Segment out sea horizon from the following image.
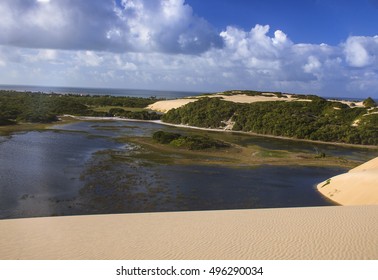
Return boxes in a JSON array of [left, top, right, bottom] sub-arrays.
[[0, 84, 204, 99], [0, 83, 369, 102]]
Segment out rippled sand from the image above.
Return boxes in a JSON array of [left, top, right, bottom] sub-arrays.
[[1, 205, 377, 259]]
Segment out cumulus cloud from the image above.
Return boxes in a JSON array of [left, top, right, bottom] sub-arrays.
[[344, 36, 378, 67], [0, 0, 222, 54], [0, 0, 115, 50], [220, 24, 292, 61], [1, 1, 378, 97], [303, 56, 322, 73]]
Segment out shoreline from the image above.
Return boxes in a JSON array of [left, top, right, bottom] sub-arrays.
[[317, 157, 378, 205], [1, 205, 377, 259], [64, 115, 378, 150]]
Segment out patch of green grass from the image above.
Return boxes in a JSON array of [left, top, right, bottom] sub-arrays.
[[0, 116, 78, 136], [255, 149, 289, 158], [320, 179, 331, 188]]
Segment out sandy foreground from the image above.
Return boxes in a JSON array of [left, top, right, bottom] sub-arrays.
[[1, 205, 377, 260], [317, 157, 378, 205]]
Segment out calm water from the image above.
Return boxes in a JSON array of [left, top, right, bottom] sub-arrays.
[[1, 120, 376, 219]]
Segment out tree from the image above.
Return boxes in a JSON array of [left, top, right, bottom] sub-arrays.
[[363, 97, 376, 108]]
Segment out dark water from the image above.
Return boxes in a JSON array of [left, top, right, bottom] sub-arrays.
[[0, 130, 123, 218], [156, 165, 341, 210], [0, 84, 203, 99], [0, 121, 376, 219], [219, 132, 376, 162]]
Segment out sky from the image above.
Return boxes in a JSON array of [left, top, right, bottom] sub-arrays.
[[0, 0, 378, 98]]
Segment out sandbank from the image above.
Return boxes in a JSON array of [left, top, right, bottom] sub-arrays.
[[1, 205, 377, 260], [317, 157, 378, 205]]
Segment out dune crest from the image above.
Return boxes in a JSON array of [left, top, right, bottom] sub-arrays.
[[317, 157, 378, 205]]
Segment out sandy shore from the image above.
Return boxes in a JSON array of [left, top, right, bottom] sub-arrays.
[[317, 157, 378, 205], [1, 205, 377, 260]]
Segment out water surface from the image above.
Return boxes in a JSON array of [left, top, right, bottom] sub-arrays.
[[0, 120, 376, 219]]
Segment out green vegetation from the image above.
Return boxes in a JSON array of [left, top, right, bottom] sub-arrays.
[[363, 97, 377, 108], [2, 89, 377, 146], [162, 97, 238, 128], [91, 106, 144, 112], [162, 97, 378, 145], [108, 108, 161, 120], [0, 90, 162, 125], [152, 130, 231, 150], [320, 179, 331, 188]]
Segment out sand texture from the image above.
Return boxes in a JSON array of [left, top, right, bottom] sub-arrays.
[[1, 205, 377, 260], [317, 157, 378, 205], [146, 98, 198, 112]]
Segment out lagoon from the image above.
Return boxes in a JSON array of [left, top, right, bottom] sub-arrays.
[[0, 120, 376, 219]]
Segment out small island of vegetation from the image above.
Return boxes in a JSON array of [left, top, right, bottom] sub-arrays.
[[152, 130, 230, 150]]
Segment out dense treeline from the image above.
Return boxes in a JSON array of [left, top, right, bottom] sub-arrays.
[[152, 130, 230, 150], [162, 97, 378, 145], [108, 108, 160, 120], [0, 91, 161, 124], [222, 90, 323, 100], [162, 97, 238, 128]]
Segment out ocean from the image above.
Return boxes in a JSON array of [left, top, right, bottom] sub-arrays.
[[0, 84, 204, 99]]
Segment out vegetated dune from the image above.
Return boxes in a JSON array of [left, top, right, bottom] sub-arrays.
[[146, 93, 310, 113], [147, 92, 368, 113], [317, 157, 378, 205], [1, 205, 377, 260]]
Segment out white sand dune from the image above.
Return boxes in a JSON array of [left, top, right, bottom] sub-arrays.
[[147, 98, 198, 113], [146, 94, 310, 113], [147, 93, 369, 113], [317, 157, 378, 205], [1, 205, 377, 260]]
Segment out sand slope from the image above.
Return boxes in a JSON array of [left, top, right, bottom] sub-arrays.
[[317, 157, 378, 205], [147, 98, 198, 113], [1, 206, 377, 260]]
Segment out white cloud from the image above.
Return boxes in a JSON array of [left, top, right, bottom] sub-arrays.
[[344, 37, 372, 67], [24, 49, 57, 63], [0, 0, 222, 54], [0, 1, 378, 98], [76, 51, 103, 67], [344, 36, 378, 67], [113, 0, 223, 53], [303, 56, 322, 73]]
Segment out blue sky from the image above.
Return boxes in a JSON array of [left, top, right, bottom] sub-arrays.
[[187, 0, 378, 45], [0, 0, 378, 98]]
